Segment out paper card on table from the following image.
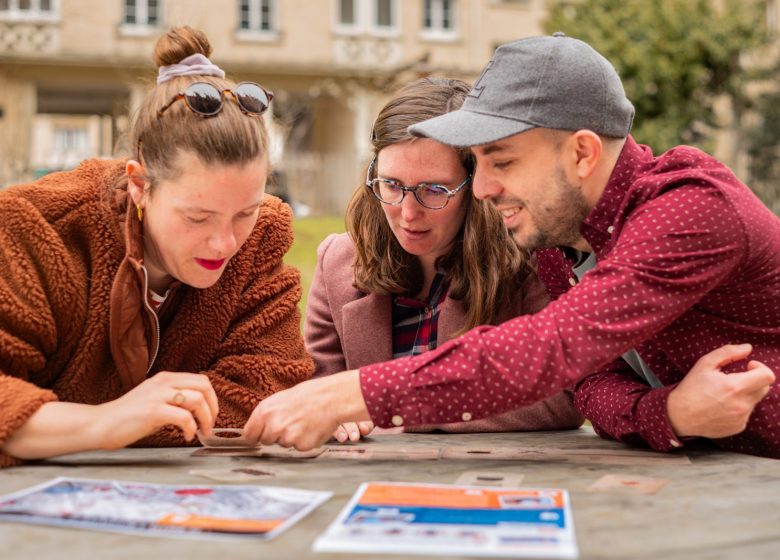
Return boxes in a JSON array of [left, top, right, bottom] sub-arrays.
[[0, 477, 331, 541], [316, 445, 441, 461], [587, 474, 669, 495], [455, 471, 524, 487], [441, 446, 690, 466], [189, 466, 296, 482], [313, 481, 578, 558]]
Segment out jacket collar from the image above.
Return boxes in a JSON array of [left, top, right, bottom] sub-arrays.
[[109, 181, 171, 391]]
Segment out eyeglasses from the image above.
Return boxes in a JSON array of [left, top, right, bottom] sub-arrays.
[[157, 81, 274, 119], [365, 157, 471, 210]]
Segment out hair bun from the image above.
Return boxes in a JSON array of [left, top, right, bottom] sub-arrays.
[[153, 26, 212, 68]]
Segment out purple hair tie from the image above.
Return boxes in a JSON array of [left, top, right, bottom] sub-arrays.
[[157, 53, 225, 85]]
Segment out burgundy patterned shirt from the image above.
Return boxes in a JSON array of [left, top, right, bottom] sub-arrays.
[[359, 136, 780, 458]]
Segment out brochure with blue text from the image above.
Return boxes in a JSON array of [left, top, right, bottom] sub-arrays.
[[314, 481, 577, 558]]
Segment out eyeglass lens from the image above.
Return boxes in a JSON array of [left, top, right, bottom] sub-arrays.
[[373, 181, 451, 208], [234, 82, 271, 114], [184, 83, 223, 115], [184, 83, 271, 116]]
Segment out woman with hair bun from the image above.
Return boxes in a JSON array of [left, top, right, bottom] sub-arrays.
[[0, 26, 312, 466], [303, 78, 582, 443]]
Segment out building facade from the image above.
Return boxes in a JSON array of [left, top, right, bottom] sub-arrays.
[[0, 0, 548, 213]]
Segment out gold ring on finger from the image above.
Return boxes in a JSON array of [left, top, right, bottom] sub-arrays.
[[172, 391, 186, 406]]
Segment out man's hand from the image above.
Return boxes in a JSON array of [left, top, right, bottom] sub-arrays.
[[243, 370, 370, 450], [667, 344, 775, 438], [333, 421, 375, 443]]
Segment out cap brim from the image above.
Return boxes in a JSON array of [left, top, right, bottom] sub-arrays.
[[408, 109, 536, 147]]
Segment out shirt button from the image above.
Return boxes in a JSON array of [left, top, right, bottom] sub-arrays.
[[568, 277, 577, 286], [462, 412, 472, 422], [669, 439, 682, 448], [391, 415, 404, 427], [607, 225, 615, 234]]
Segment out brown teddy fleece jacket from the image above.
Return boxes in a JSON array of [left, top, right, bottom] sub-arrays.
[[0, 159, 313, 467]]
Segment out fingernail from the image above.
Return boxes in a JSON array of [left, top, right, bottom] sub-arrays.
[[351, 431, 358, 439]]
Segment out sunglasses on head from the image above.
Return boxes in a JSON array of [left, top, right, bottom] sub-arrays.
[[157, 81, 274, 119]]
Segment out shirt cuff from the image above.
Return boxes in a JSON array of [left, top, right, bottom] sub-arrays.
[[635, 385, 686, 451]]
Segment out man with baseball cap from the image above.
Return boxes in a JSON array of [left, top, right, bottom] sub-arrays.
[[244, 34, 780, 459]]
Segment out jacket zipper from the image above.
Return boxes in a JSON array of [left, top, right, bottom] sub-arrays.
[[140, 264, 161, 375]]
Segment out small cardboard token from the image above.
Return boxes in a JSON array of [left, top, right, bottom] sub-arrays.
[[587, 474, 669, 495], [260, 445, 325, 459], [316, 445, 441, 461], [455, 470, 524, 487], [196, 428, 258, 448], [191, 447, 265, 458], [189, 466, 295, 482], [191, 444, 324, 459]]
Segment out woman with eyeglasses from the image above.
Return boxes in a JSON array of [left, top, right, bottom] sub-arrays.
[[304, 78, 582, 443], [0, 26, 311, 467]]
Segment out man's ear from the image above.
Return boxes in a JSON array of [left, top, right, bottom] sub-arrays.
[[126, 160, 149, 206], [569, 130, 602, 181]]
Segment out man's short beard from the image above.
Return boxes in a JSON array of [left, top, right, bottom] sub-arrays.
[[514, 165, 590, 250]]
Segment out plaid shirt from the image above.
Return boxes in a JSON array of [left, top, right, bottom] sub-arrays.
[[391, 272, 448, 358]]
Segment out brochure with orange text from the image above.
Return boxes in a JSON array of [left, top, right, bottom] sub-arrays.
[[314, 482, 577, 558]]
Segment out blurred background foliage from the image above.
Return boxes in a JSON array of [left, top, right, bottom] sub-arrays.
[[289, 216, 345, 316], [545, 0, 780, 212]]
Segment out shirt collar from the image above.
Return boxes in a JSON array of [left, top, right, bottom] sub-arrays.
[[580, 135, 652, 253]]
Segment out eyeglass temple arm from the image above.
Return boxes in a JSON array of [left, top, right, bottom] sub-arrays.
[[157, 93, 185, 119]]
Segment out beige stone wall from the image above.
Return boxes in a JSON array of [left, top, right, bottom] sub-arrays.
[[0, 0, 552, 210], [0, 70, 36, 185]]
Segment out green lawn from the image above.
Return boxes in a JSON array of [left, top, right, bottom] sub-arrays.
[[286, 215, 346, 318]]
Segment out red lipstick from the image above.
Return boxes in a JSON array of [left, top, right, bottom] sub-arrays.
[[195, 258, 226, 270]]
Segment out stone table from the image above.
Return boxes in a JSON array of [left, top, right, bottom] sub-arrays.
[[0, 427, 778, 559]]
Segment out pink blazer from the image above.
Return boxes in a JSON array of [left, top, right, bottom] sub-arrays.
[[304, 233, 583, 433]]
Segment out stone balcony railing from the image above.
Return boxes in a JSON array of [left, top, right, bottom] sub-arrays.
[[0, 21, 59, 55]]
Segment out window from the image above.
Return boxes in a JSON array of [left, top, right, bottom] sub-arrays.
[[54, 128, 88, 153], [0, 0, 58, 21], [333, 0, 398, 35], [423, 0, 454, 31], [123, 0, 160, 26], [338, 0, 357, 25], [239, 0, 276, 32], [236, 0, 279, 41], [375, 0, 392, 28], [421, 0, 457, 40]]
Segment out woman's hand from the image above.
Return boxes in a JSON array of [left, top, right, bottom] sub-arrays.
[[332, 421, 375, 443], [94, 372, 219, 449], [2, 372, 219, 460]]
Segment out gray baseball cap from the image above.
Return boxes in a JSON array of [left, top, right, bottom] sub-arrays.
[[409, 33, 635, 147]]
